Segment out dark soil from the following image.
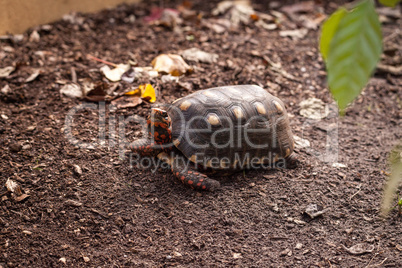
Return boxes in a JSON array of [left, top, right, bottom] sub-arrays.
[[1, 1, 401, 267]]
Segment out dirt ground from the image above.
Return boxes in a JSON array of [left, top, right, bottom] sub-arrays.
[[1, 0, 401, 267]]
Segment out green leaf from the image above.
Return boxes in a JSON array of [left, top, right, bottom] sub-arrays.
[[379, 0, 400, 7], [327, 0, 382, 111], [320, 8, 347, 61]]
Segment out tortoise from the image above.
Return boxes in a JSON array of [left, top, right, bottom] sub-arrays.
[[129, 85, 297, 191]]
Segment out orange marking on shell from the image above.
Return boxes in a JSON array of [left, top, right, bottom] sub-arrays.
[[197, 182, 202, 187], [180, 176, 185, 181], [188, 171, 193, 174], [255, 102, 266, 115], [188, 180, 194, 185], [199, 179, 204, 182], [273, 100, 283, 113], [160, 134, 166, 139], [202, 185, 206, 190], [179, 100, 192, 111], [175, 172, 179, 177]]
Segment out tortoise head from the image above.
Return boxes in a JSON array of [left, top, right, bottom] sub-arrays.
[[147, 108, 172, 144]]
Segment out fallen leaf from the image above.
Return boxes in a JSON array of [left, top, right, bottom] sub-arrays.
[[343, 243, 375, 255], [293, 135, 310, 148], [0, 66, 15, 78], [281, 1, 315, 15], [13, 193, 30, 202], [5, 178, 22, 195], [299, 98, 329, 120], [100, 64, 130, 82], [152, 54, 191, 76], [182, 48, 219, 63], [111, 96, 142, 109], [25, 69, 41, 83], [121, 68, 136, 83], [279, 29, 308, 40], [212, 0, 254, 26], [139, 84, 156, 103], [332, 162, 347, 168], [82, 79, 110, 102], [60, 83, 82, 99], [304, 203, 328, 219]]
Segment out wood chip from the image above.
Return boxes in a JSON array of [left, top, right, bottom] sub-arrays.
[[64, 199, 83, 207]]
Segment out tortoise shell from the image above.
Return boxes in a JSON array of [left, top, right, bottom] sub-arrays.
[[167, 85, 295, 170]]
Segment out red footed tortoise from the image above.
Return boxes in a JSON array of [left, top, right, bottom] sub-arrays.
[[129, 85, 297, 191]]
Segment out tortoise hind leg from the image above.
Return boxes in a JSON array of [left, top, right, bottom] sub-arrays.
[[157, 152, 220, 191], [285, 155, 299, 169]]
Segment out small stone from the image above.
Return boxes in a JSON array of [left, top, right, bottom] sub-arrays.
[[26, 125, 36, 131], [82, 256, 90, 262], [280, 248, 291, 256], [22, 144, 32, 150], [295, 243, 303, 250], [1, 114, 8, 120], [9, 142, 22, 152], [59, 257, 67, 264], [173, 251, 182, 257], [396, 244, 402, 251], [345, 227, 354, 235], [233, 253, 242, 259], [73, 165, 82, 176], [22, 230, 32, 235]]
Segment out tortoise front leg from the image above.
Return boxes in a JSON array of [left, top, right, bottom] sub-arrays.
[[157, 152, 220, 191]]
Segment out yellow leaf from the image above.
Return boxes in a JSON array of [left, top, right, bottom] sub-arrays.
[[139, 84, 156, 103], [124, 88, 141, 96]]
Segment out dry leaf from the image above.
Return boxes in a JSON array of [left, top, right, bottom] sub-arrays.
[[25, 69, 41, 83], [279, 29, 308, 40], [293, 135, 310, 148], [60, 83, 82, 99], [343, 243, 375, 255], [14, 193, 30, 202], [0, 66, 15, 78], [5, 178, 22, 195], [82, 79, 109, 102], [100, 64, 130, 82], [152, 54, 191, 76], [111, 96, 143, 109], [299, 98, 329, 120], [212, 0, 254, 26], [182, 48, 219, 63]]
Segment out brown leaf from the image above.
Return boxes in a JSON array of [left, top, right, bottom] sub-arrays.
[[111, 96, 143, 109], [13, 193, 30, 202]]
